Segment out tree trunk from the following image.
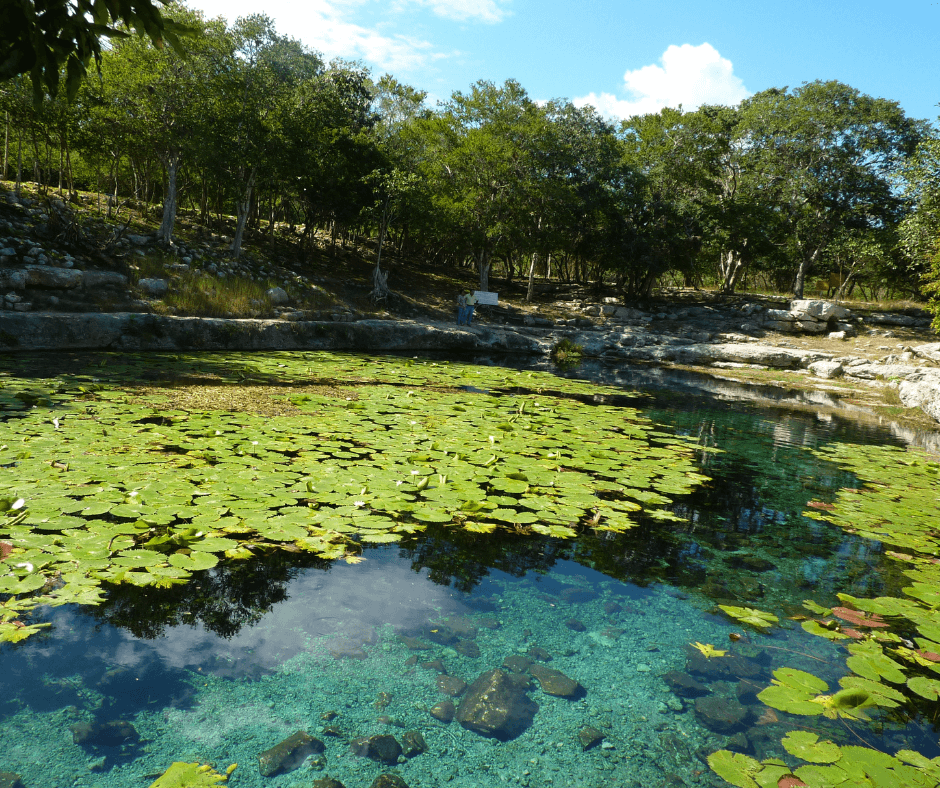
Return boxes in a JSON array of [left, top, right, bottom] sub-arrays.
[[526, 252, 538, 302], [478, 248, 491, 293], [15, 129, 22, 195], [792, 245, 821, 299], [158, 154, 180, 244], [230, 168, 256, 258], [718, 249, 747, 294], [370, 198, 392, 302], [2, 111, 7, 180]]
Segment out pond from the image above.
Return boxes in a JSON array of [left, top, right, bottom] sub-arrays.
[[0, 351, 939, 788]]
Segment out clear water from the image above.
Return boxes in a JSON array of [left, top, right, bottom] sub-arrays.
[[1, 353, 938, 788]]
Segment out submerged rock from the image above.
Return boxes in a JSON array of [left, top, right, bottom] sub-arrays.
[[398, 635, 432, 651], [437, 615, 479, 639], [564, 618, 586, 632], [530, 665, 583, 698], [527, 646, 552, 662], [370, 776, 409, 788], [662, 670, 709, 698], [401, 730, 428, 757], [454, 639, 481, 658], [502, 655, 532, 674], [429, 701, 456, 723], [0, 773, 23, 788], [455, 668, 538, 740], [70, 720, 139, 747], [257, 731, 325, 777], [311, 778, 346, 788], [350, 734, 403, 764], [694, 695, 750, 733], [436, 675, 468, 696], [578, 726, 605, 751]]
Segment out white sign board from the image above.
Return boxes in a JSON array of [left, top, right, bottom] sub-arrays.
[[473, 291, 499, 306]]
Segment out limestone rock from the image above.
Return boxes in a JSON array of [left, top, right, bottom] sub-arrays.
[[429, 700, 456, 723], [662, 670, 708, 698], [455, 668, 538, 740], [789, 299, 851, 322], [0, 773, 23, 788], [436, 675, 468, 696], [70, 720, 139, 747], [83, 270, 129, 289], [529, 664, 582, 698], [127, 234, 151, 246], [312, 779, 346, 788], [502, 655, 532, 674], [349, 734, 402, 764], [564, 618, 586, 632], [455, 639, 480, 658], [266, 286, 290, 305], [764, 309, 796, 323], [808, 360, 844, 379], [578, 726, 605, 751], [0, 269, 26, 290], [257, 731, 325, 777], [138, 278, 168, 298], [370, 776, 409, 788], [694, 695, 750, 733], [912, 343, 940, 364], [898, 372, 940, 423], [401, 730, 428, 757], [25, 264, 83, 289]]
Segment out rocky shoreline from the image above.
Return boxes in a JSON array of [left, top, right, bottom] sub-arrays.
[[2, 305, 939, 427]]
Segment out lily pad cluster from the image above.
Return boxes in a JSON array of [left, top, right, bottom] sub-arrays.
[[709, 442, 940, 788], [0, 352, 710, 643], [708, 738, 940, 788]]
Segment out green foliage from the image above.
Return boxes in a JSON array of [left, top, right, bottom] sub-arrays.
[[0, 0, 189, 105], [549, 337, 583, 367], [0, 352, 708, 642]]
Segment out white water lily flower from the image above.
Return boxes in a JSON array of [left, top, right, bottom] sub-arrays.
[[15, 562, 34, 572], [353, 500, 366, 507]]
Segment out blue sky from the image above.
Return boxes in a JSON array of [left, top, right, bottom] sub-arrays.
[[188, 0, 940, 123]]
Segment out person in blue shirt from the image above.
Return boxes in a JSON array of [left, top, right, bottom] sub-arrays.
[[456, 291, 467, 325]]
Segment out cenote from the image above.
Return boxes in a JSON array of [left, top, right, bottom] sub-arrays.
[[1, 350, 939, 788]]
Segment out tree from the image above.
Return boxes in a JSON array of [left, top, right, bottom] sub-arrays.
[[739, 81, 924, 298], [0, 0, 188, 105], [901, 133, 940, 327]]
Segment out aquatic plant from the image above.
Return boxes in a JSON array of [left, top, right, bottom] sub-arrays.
[[148, 761, 236, 787], [709, 442, 940, 788], [549, 337, 583, 367], [0, 351, 711, 642], [718, 604, 779, 631]]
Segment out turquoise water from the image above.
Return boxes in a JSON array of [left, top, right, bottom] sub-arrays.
[[1, 353, 938, 787]]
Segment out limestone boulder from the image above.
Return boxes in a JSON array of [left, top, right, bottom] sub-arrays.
[[808, 360, 844, 379], [83, 270, 129, 289], [912, 343, 940, 364], [0, 269, 26, 290], [789, 299, 851, 322], [455, 668, 538, 740], [266, 286, 290, 305], [898, 372, 940, 423], [349, 734, 402, 764], [529, 664, 582, 698], [138, 278, 169, 297], [70, 720, 139, 747], [694, 695, 750, 733], [25, 264, 83, 289], [257, 731, 325, 777]]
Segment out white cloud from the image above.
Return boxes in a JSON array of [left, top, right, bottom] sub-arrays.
[[574, 43, 750, 121], [399, 0, 511, 23], [191, 0, 452, 74]]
